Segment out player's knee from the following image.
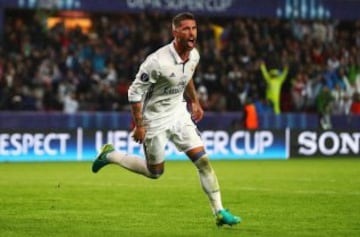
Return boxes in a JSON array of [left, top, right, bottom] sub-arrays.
[[194, 155, 212, 173], [147, 163, 164, 179]]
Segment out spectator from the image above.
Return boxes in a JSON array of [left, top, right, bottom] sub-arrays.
[[331, 83, 351, 115], [260, 61, 289, 114], [291, 72, 307, 111], [0, 11, 359, 116], [254, 97, 274, 115], [197, 85, 209, 111], [63, 91, 79, 114], [316, 85, 334, 129], [243, 98, 259, 130], [350, 92, 360, 114]]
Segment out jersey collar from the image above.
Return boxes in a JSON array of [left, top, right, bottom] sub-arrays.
[[169, 41, 190, 64]]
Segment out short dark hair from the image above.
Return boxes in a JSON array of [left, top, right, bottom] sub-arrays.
[[172, 12, 195, 29]]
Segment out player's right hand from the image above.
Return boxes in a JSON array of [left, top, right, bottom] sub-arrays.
[[132, 126, 146, 144]]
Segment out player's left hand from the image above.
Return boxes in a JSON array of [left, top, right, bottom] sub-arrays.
[[132, 126, 146, 144], [191, 102, 204, 123]]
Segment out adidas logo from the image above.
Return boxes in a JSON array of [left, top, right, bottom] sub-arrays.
[[169, 72, 176, 78]]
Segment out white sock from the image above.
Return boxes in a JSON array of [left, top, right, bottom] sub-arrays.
[[106, 151, 152, 177], [194, 156, 224, 214]]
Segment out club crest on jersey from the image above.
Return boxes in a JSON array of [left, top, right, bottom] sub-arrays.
[[140, 73, 149, 82]]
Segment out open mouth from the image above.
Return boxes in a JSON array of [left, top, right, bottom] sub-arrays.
[[188, 38, 196, 46]]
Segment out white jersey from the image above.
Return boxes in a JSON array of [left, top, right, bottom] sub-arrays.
[[128, 42, 200, 135]]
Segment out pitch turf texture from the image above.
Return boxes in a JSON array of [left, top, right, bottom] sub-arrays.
[[1, 158, 359, 237]]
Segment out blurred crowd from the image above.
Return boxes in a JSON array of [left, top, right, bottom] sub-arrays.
[[1, 10, 360, 117]]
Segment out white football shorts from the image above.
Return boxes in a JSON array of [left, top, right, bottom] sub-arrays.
[[143, 116, 204, 165]]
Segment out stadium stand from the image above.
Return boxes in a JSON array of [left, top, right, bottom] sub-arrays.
[[0, 10, 359, 123]]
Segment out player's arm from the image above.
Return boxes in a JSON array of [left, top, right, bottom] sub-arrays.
[[186, 78, 204, 122], [130, 102, 144, 127], [279, 64, 289, 82], [260, 62, 270, 82], [128, 82, 148, 144], [128, 57, 158, 143], [129, 102, 146, 143]]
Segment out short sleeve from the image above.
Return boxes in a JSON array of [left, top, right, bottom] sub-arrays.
[[128, 55, 160, 103], [135, 56, 160, 84]]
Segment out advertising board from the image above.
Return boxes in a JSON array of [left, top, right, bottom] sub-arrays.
[[0, 128, 288, 162], [291, 130, 360, 157]]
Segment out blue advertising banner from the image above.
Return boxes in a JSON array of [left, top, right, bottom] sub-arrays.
[[0, 111, 321, 130], [0, 128, 288, 162]]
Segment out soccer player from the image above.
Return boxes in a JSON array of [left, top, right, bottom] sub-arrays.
[[92, 12, 241, 226]]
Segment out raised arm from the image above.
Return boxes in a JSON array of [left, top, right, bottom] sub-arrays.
[[260, 62, 271, 82], [279, 64, 289, 83]]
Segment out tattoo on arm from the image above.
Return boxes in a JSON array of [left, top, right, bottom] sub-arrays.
[[131, 102, 144, 127]]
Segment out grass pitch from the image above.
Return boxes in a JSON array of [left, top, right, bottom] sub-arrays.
[[0, 158, 359, 237]]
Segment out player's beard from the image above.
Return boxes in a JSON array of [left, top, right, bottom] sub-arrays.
[[181, 37, 196, 50]]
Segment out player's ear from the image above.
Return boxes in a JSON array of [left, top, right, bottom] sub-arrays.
[[172, 28, 178, 38]]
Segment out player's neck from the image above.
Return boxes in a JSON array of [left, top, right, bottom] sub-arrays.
[[173, 41, 190, 62]]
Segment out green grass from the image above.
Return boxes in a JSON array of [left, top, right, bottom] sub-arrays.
[[0, 158, 360, 237]]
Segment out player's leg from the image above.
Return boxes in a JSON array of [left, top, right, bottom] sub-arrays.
[[92, 133, 167, 179], [91, 143, 152, 177], [172, 119, 241, 226], [186, 146, 223, 213], [186, 147, 241, 226], [141, 135, 167, 179]]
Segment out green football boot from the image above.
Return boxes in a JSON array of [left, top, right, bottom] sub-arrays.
[[92, 144, 115, 173], [216, 209, 241, 226]]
